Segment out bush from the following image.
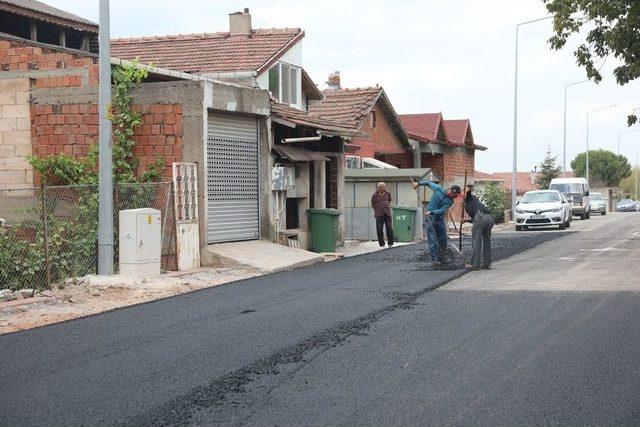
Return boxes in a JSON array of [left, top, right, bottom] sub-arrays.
[[478, 183, 507, 223]]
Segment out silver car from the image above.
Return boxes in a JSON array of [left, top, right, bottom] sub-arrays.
[[515, 190, 571, 231], [589, 192, 607, 215]]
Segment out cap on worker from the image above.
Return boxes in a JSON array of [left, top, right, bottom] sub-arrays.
[[450, 185, 462, 195]]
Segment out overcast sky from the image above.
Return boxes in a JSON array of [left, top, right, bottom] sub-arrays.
[[48, 0, 640, 173]]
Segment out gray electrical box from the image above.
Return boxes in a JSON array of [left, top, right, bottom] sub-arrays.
[[119, 208, 161, 278], [271, 166, 295, 191]]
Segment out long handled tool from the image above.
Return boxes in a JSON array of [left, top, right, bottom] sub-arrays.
[[459, 170, 468, 253]]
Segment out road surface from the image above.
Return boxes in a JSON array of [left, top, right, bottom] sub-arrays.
[[1, 213, 639, 425]]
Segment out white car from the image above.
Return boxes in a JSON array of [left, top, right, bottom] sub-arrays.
[[515, 190, 571, 231]]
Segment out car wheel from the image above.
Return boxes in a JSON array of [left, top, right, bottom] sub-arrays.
[[586, 212, 591, 219], [602, 211, 606, 216], [566, 219, 571, 228], [515, 225, 522, 231], [559, 222, 566, 230], [580, 213, 586, 220]]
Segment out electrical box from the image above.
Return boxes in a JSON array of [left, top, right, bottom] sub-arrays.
[[271, 166, 295, 191], [119, 208, 161, 278]]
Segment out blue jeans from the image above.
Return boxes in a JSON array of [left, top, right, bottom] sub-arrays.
[[425, 215, 447, 262]]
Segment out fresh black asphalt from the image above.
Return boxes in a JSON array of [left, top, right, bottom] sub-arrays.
[[3, 230, 634, 425]]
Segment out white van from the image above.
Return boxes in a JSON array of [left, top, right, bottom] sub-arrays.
[[549, 177, 591, 219]]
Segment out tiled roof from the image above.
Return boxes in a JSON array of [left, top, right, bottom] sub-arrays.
[[474, 171, 504, 181], [399, 113, 445, 143], [111, 28, 303, 74], [442, 119, 469, 145], [491, 172, 540, 194], [0, 0, 97, 29], [308, 87, 383, 127], [270, 101, 363, 136]]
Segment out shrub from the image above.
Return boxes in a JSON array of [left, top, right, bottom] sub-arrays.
[[478, 183, 507, 224]]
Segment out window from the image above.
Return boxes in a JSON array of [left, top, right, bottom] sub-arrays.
[[346, 156, 362, 169], [370, 111, 377, 128], [267, 62, 300, 107]]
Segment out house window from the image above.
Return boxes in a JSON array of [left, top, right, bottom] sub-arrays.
[[346, 156, 362, 169], [370, 111, 377, 128], [268, 62, 300, 106]]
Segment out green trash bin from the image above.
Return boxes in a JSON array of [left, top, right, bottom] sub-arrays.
[[307, 208, 341, 253], [392, 205, 417, 242]]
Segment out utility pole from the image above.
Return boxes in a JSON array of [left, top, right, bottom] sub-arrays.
[[512, 16, 552, 218], [98, 0, 113, 275], [562, 80, 589, 177]]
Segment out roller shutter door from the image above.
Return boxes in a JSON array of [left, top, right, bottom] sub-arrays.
[[207, 112, 259, 243]]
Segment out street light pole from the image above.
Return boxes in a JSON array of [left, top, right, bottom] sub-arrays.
[[563, 80, 589, 177], [618, 129, 640, 156], [585, 104, 617, 186], [512, 16, 552, 218], [98, 0, 113, 275]]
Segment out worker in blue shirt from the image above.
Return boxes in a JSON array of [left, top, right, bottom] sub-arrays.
[[412, 179, 462, 265]]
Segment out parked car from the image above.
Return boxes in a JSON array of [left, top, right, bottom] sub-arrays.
[[616, 199, 637, 212], [515, 190, 571, 231], [549, 177, 591, 220], [589, 192, 607, 215]]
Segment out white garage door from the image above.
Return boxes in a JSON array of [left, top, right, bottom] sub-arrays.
[[207, 112, 259, 243]]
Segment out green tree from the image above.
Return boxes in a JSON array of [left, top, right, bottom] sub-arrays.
[[543, 0, 640, 125], [618, 166, 639, 197], [570, 149, 631, 186], [478, 182, 507, 224], [535, 145, 562, 189]]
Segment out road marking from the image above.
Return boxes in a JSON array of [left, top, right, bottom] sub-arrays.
[[580, 247, 630, 252], [558, 257, 640, 261]]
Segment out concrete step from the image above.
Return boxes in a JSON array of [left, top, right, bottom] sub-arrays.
[[201, 240, 325, 274]]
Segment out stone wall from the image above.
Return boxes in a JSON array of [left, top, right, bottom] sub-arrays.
[[0, 78, 32, 189]]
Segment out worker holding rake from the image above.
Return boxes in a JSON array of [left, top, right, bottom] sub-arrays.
[[412, 178, 462, 267]]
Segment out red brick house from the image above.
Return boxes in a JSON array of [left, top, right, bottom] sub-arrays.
[[399, 113, 486, 183], [307, 82, 413, 169]]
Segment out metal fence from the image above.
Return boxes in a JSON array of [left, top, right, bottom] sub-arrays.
[[0, 183, 176, 290]]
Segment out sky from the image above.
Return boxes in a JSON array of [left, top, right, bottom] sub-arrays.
[[46, 0, 640, 173]]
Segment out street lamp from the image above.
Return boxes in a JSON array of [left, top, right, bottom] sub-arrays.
[[618, 129, 640, 156], [512, 16, 553, 218], [586, 104, 617, 185], [563, 80, 589, 177]]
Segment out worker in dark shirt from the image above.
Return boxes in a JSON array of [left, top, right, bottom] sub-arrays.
[[412, 179, 461, 265], [371, 182, 394, 247], [462, 185, 494, 270]]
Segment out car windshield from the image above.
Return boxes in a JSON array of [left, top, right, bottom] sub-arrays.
[[591, 193, 603, 201], [618, 199, 633, 205], [549, 183, 583, 194], [521, 192, 560, 203]]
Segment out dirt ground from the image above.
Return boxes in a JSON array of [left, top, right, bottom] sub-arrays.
[[0, 267, 260, 335]]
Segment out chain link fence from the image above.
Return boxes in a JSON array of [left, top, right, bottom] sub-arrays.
[[0, 183, 176, 291]]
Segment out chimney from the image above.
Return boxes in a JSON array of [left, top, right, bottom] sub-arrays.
[[531, 165, 537, 184], [229, 8, 252, 34], [326, 71, 341, 89]]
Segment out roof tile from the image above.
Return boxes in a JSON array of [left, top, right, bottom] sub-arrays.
[[307, 87, 382, 127], [111, 28, 303, 74]]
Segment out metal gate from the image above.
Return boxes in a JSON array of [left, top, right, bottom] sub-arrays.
[[207, 112, 259, 243]]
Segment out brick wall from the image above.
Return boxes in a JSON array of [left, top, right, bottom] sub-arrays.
[[0, 78, 32, 189], [443, 148, 474, 182], [375, 152, 413, 169], [421, 153, 445, 180], [30, 102, 184, 181], [351, 103, 410, 163], [0, 38, 98, 88]]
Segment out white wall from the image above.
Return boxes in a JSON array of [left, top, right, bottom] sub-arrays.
[[256, 39, 304, 110]]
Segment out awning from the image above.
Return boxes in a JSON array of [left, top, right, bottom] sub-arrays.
[[273, 145, 329, 162]]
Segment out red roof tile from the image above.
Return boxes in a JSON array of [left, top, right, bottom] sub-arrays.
[[442, 119, 470, 145], [398, 113, 445, 142], [307, 87, 382, 127], [111, 28, 303, 74], [490, 172, 540, 194], [0, 0, 97, 29], [270, 101, 362, 136]]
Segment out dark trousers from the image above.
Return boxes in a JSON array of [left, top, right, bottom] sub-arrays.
[[470, 212, 494, 268], [376, 214, 394, 246]]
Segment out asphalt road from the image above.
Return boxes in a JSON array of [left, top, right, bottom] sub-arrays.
[[1, 213, 639, 425]]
